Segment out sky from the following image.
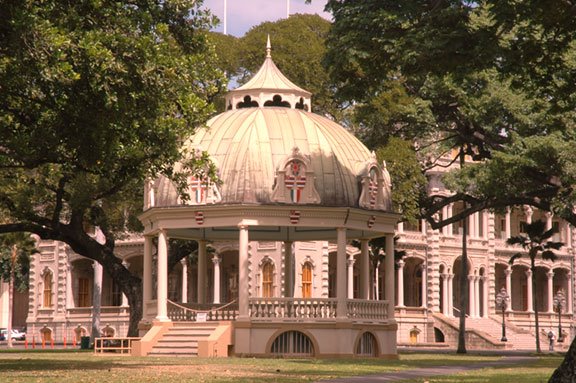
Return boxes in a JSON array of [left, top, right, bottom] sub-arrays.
[[202, 0, 331, 37]]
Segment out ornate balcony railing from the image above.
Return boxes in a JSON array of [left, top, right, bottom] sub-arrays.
[[249, 298, 337, 321], [347, 299, 389, 322]]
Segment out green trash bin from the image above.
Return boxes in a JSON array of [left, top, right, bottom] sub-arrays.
[[80, 336, 91, 349]]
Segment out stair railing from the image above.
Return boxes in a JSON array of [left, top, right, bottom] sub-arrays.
[[167, 300, 238, 321]]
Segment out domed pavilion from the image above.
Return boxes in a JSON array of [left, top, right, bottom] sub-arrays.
[[135, 38, 400, 358]]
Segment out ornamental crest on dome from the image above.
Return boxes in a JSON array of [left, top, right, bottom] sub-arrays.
[[179, 148, 222, 206], [358, 153, 392, 211], [271, 147, 320, 204]]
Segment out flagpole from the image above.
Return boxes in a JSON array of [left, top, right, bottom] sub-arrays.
[[223, 0, 227, 35]]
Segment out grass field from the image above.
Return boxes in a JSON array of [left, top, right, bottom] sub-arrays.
[[0, 350, 562, 382]]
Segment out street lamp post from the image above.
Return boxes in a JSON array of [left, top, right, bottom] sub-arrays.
[[496, 287, 509, 342], [554, 289, 566, 343]]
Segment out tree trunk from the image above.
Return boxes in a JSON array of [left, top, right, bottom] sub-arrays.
[[549, 336, 576, 382]]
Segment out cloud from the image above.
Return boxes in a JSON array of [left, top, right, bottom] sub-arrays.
[[202, 0, 330, 37]]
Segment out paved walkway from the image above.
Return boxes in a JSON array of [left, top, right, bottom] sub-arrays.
[[320, 355, 535, 382]]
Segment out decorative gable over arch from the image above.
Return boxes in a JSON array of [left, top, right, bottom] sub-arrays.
[[358, 153, 392, 211], [271, 147, 320, 204]]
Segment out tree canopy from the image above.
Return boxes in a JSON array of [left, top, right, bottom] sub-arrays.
[[322, 0, 576, 227], [0, 0, 225, 335]]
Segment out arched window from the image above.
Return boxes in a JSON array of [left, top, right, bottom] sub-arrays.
[[78, 277, 91, 307], [262, 262, 274, 298], [271, 331, 314, 356], [356, 332, 378, 357], [302, 262, 313, 298], [43, 272, 53, 308]]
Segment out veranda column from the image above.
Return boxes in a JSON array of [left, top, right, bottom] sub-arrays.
[[397, 222, 404, 233], [347, 255, 355, 299], [474, 276, 480, 317], [336, 227, 348, 319], [212, 255, 221, 304], [385, 234, 395, 320], [197, 240, 207, 304], [482, 276, 489, 318], [525, 205, 533, 224], [505, 266, 512, 311], [121, 261, 130, 307], [505, 208, 512, 240], [156, 229, 169, 321], [442, 206, 449, 235], [397, 259, 405, 307], [441, 273, 449, 315], [238, 224, 249, 319], [447, 204, 454, 236], [420, 264, 427, 308], [360, 239, 370, 299], [447, 274, 454, 316], [545, 212, 553, 231], [526, 269, 534, 312], [143, 236, 153, 306], [181, 258, 188, 304], [567, 272, 573, 314], [547, 271, 554, 313], [66, 264, 74, 309], [284, 241, 293, 298], [468, 275, 476, 318]]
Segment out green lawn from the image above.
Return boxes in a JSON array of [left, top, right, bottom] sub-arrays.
[[0, 351, 562, 382]]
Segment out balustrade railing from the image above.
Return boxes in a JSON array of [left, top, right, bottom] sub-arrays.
[[347, 299, 389, 322], [249, 298, 337, 321], [167, 300, 238, 321]]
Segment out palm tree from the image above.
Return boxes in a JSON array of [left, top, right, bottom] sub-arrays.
[[507, 219, 563, 353], [0, 233, 37, 348]]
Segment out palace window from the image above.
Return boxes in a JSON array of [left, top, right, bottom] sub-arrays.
[[78, 277, 91, 307], [302, 262, 313, 298], [43, 272, 53, 308], [271, 331, 314, 356], [262, 262, 274, 298]]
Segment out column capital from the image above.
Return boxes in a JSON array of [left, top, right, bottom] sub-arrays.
[[547, 271, 554, 279], [212, 255, 221, 265], [397, 259, 405, 268], [504, 268, 512, 276], [525, 269, 533, 277], [347, 257, 356, 267]]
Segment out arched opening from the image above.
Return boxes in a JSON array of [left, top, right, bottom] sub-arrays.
[[479, 267, 486, 317], [409, 327, 421, 344], [403, 257, 424, 307], [452, 257, 472, 316], [43, 272, 53, 308], [434, 328, 445, 343], [355, 332, 378, 357], [40, 327, 52, 342], [534, 266, 548, 312], [511, 265, 529, 311], [270, 331, 314, 357]]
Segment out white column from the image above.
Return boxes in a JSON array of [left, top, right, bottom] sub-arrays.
[[567, 272, 573, 314], [469, 214, 477, 238], [66, 264, 74, 309], [397, 259, 405, 307], [238, 224, 249, 319], [121, 261, 130, 307], [197, 240, 207, 304], [360, 239, 370, 299], [336, 227, 347, 319], [143, 236, 153, 307], [448, 274, 454, 316], [447, 204, 454, 236], [505, 207, 512, 239], [482, 211, 488, 238], [442, 274, 449, 315], [284, 241, 293, 298], [385, 235, 395, 320], [525, 206, 533, 224], [468, 275, 475, 318], [546, 212, 553, 231], [420, 264, 427, 308], [482, 277, 489, 318], [181, 258, 188, 304], [156, 229, 169, 321], [212, 255, 221, 304], [442, 206, 449, 236], [526, 270, 533, 312], [547, 271, 554, 313], [397, 222, 404, 233], [347, 255, 355, 299], [505, 266, 512, 312], [474, 276, 480, 317]]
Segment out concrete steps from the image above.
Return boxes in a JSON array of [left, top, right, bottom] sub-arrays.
[[148, 323, 218, 357]]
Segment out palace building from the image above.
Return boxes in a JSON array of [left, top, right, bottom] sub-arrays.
[[10, 40, 574, 355]]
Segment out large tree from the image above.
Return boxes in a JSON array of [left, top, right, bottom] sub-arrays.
[[0, 0, 225, 336]]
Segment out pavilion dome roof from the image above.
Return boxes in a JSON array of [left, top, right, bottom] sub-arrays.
[[151, 38, 392, 212]]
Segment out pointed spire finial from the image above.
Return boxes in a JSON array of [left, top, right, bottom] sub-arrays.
[[266, 34, 271, 58]]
